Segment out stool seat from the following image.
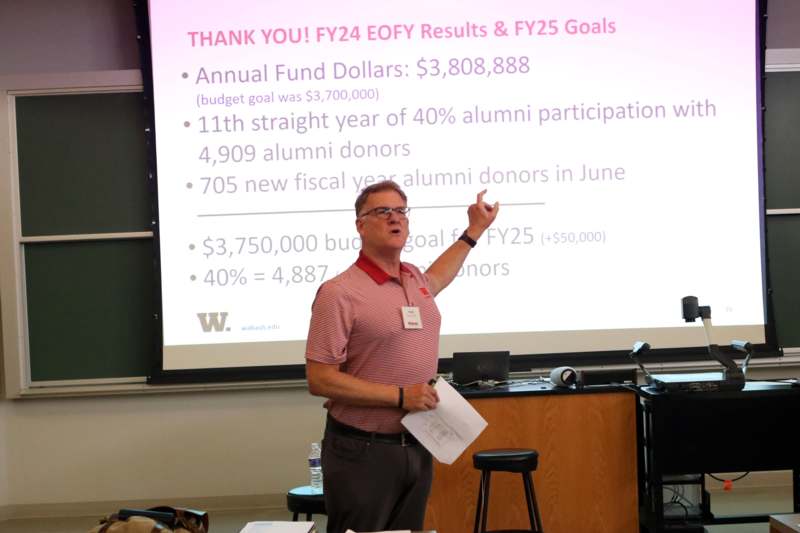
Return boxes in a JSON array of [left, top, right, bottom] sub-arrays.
[[286, 486, 326, 521], [473, 449, 539, 472]]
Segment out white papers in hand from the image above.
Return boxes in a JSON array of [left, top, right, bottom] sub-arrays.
[[401, 377, 487, 464]]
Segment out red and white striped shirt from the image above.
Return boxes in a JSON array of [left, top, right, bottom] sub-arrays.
[[305, 253, 441, 433]]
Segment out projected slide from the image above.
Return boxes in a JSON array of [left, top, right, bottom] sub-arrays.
[[146, 0, 766, 370]]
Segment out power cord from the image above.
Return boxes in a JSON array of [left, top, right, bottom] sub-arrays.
[[708, 472, 749, 483], [662, 485, 694, 522]]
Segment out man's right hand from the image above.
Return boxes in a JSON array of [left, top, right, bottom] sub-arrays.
[[403, 382, 439, 412]]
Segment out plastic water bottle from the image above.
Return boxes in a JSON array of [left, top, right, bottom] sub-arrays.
[[308, 442, 323, 493]]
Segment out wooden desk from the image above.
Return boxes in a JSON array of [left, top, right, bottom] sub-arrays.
[[771, 513, 800, 533], [424, 387, 638, 533]]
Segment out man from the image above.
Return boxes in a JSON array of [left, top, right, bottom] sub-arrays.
[[305, 181, 498, 533]]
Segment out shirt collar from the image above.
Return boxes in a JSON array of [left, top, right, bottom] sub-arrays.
[[356, 251, 410, 284]]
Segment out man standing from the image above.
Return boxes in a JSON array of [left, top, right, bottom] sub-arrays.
[[305, 181, 498, 533]]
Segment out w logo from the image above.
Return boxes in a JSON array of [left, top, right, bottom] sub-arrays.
[[196, 312, 230, 332]]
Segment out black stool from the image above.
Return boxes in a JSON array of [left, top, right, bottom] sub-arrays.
[[473, 449, 544, 533], [286, 486, 326, 521]]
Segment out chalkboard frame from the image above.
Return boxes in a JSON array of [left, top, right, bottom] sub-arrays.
[[0, 71, 159, 398]]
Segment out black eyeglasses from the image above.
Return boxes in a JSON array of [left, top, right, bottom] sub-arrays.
[[358, 206, 411, 219]]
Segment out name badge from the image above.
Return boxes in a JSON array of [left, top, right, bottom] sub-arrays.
[[401, 306, 423, 329]]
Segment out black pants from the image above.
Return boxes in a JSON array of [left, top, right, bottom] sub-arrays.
[[321, 421, 433, 533]]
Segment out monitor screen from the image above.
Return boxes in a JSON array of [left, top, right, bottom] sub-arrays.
[[452, 351, 511, 385]]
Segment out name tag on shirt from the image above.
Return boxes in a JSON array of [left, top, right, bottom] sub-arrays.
[[401, 306, 423, 329]]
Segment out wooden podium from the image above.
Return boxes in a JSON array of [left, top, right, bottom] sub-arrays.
[[424, 388, 638, 533]]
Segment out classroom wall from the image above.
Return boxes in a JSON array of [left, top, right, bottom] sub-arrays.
[[0, 404, 8, 517], [0, 321, 8, 514], [0, 0, 139, 75], [3, 390, 327, 506], [0, 0, 798, 517], [768, 0, 800, 49]]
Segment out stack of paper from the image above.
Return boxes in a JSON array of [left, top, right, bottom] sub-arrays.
[[240, 522, 315, 533], [401, 377, 488, 464]]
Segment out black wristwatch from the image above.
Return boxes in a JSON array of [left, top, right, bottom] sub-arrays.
[[459, 231, 477, 248]]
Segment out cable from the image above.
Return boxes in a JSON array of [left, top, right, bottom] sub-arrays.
[[708, 472, 749, 482], [662, 486, 693, 522], [663, 485, 694, 506], [618, 383, 643, 394], [663, 501, 689, 521]]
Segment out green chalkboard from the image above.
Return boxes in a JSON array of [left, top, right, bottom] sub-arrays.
[[767, 215, 800, 349], [25, 239, 156, 381], [764, 72, 800, 209], [15, 91, 156, 382], [16, 93, 151, 236]]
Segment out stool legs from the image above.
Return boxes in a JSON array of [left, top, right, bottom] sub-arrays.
[[522, 471, 543, 533], [473, 470, 543, 533], [474, 470, 492, 533]]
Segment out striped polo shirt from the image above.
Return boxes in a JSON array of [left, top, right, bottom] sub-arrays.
[[305, 252, 441, 433]]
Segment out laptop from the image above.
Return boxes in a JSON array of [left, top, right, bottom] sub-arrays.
[[451, 351, 510, 386]]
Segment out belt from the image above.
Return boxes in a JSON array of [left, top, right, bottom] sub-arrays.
[[326, 415, 419, 446]]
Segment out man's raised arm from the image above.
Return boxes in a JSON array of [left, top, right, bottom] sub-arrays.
[[425, 190, 499, 296]]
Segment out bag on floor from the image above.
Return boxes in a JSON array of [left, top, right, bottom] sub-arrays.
[[89, 506, 209, 533]]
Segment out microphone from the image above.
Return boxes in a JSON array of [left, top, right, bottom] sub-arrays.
[[731, 339, 753, 378], [549, 366, 578, 387], [629, 341, 655, 384], [731, 340, 752, 353], [630, 341, 651, 356]]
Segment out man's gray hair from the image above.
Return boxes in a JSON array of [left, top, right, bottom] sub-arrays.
[[354, 181, 407, 215]]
